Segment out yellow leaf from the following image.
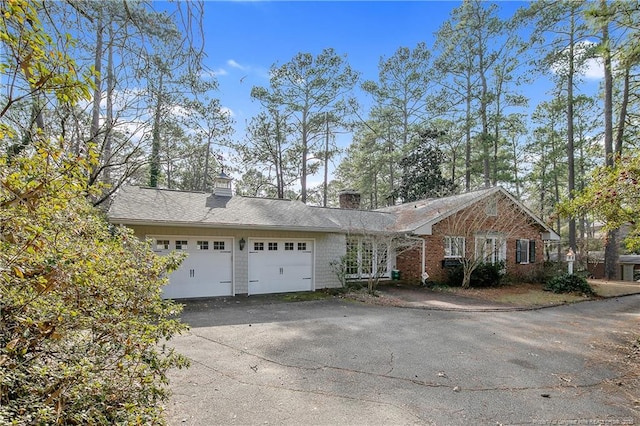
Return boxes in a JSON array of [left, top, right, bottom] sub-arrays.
[[13, 267, 24, 278], [6, 338, 19, 351]]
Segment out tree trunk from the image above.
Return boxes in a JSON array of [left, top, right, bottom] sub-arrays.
[[301, 111, 308, 203], [104, 23, 114, 186], [323, 112, 329, 207], [566, 11, 576, 253], [465, 75, 472, 192], [90, 14, 103, 165], [202, 135, 211, 191], [149, 73, 163, 188], [601, 11, 618, 280]]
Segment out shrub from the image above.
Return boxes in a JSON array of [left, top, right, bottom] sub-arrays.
[[446, 262, 505, 288], [544, 273, 595, 296], [521, 261, 564, 284], [1, 144, 189, 424]]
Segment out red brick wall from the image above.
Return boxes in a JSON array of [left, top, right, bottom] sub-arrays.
[[395, 194, 546, 284]]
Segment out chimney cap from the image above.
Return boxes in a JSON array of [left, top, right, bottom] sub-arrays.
[[338, 189, 360, 195]]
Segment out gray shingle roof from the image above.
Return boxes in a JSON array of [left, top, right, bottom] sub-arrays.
[[108, 186, 341, 231], [376, 187, 499, 233], [108, 185, 558, 239], [312, 206, 396, 234]]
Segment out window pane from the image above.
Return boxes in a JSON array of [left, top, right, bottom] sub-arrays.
[[453, 237, 464, 257], [297, 242, 307, 251], [175, 240, 188, 250], [213, 241, 225, 250], [444, 237, 452, 257], [156, 240, 169, 250], [197, 240, 209, 250], [445, 236, 464, 258], [376, 242, 388, 274], [346, 238, 358, 275], [362, 241, 373, 274], [285, 242, 294, 251], [529, 240, 536, 263], [254, 242, 264, 251]]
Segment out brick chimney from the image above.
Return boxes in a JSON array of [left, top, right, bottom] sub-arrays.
[[338, 190, 361, 209]]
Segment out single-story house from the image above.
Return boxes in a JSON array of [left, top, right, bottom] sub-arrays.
[[107, 173, 560, 298]]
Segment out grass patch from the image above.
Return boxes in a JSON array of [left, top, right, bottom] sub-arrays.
[[490, 289, 586, 306], [279, 290, 337, 302], [589, 280, 640, 297], [440, 283, 589, 307]]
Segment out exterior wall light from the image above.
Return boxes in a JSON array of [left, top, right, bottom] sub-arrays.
[[239, 238, 246, 251]]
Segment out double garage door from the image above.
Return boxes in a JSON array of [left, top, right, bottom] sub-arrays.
[[153, 236, 233, 299], [248, 239, 313, 295], [152, 236, 314, 298]]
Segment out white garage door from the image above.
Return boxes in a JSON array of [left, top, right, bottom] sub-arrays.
[[248, 239, 313, 295], [152, 237, 233, 299]]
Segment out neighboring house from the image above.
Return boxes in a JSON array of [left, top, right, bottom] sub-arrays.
[[107, 173, 559, 299]]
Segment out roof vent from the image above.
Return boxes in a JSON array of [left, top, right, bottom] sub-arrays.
[[213, 171, 233, 197]]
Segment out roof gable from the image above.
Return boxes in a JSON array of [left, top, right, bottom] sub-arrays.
[[376, 187, 559, 239]]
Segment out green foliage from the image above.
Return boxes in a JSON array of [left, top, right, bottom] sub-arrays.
[[518, 261, 565, 284], [558, 153, 640, 252], [397, 129, 457, 202], [0, 141, 189, 424], [544, 273, 594, 296], [1, 4, 188, 423], [447, 262, 505, 288]]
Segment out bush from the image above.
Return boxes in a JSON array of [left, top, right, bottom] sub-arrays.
[[446, 262, 505, 288], [1, 143, 189, 424], [522, 261, 564, 284], [544, 273, 595, 296]]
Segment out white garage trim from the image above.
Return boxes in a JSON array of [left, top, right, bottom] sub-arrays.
[[149, 235, 235, 299], [248, 238, 315, 295]]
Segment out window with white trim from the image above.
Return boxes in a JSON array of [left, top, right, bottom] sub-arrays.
[[345, 237, 391, 279], [213, 241, 225, 251], [361, 240, 373, 275], [268, 242, 278, 251], [475, 235, 505, 264], [444, 236, 465, 258], [156, 240, 169, 251], [254, 242, 264, 251], [285, 242, 294, 251], [297, 242, 307, 251], [346, 238, 359, 275], [175, 240, 188, 250], [197, 240, 209, 250], [516, 239, 536, 264]]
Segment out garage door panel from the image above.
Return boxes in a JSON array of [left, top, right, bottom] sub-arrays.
[[248, 239, 313, 295], [153, 237, 233, 299]]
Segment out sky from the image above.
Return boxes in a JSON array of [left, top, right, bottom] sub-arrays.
[[201, 1, 523, 129], [185, 1, 602, 185]]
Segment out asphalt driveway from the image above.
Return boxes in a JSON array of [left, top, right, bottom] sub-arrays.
[[165, 294, 640, 425]]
